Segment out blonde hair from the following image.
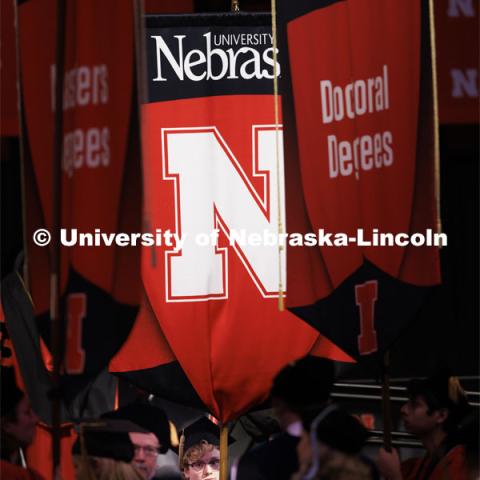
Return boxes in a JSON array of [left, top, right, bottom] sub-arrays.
[[182, 440, 218, 470], [75, 455, 144, 480]]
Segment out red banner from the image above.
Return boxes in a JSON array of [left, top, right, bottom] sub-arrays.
[[0, 304, 21, 380], [287, 1, 424, 284], [18, 0, 139, 401], [278, 0, 441, 359], [128, 14, 351, 422], [26, 424, 76, 480], [145, 0, 194, 14], [0, 0, 18, 137]]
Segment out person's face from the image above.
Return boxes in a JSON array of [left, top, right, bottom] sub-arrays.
[[129, 432, 160, 480], [3, 396, 38, 447], [184, 448, 220, 480], [401, 395, 448, 436]]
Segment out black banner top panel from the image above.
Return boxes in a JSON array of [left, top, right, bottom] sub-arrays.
[[146, 13, 275, 102]]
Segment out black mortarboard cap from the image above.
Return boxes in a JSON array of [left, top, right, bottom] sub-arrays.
[[102, 403, 171, 453], [1, 367, 25, 418], [72, 419, 141, 462], [182, 416, 234, 452], [407, 369, 471, 434], [407, 369, 469, 412]]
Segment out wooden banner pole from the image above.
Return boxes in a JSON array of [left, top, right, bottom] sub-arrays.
[[428, 0, 442, 236], [220, 423, 229, 480], [270, 0, 285, 312], [51, 0, 66, 477]]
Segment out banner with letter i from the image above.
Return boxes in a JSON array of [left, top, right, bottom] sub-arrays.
[[17, 0, 140, 405], [277, 0, 442, 360]]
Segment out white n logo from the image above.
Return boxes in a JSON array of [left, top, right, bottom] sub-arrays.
[[162, 126, 285, 302]]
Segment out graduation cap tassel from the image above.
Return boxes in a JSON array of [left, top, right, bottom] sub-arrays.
[[220, 423, 229, 480], [448, 376, 465, 404]]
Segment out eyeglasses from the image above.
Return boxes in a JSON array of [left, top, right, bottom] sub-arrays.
[[132, 445, 160, 457], [187, 459, 220, 472]]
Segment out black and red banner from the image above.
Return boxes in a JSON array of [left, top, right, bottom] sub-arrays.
[[278, 0, 441, 359], [17, 0, 140, 403], [112, 13, 351, 422]]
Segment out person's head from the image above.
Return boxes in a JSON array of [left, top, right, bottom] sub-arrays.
[[311, 408, 369, 457], [182, 441, 220, 480], [129, 432, 161, 480], [102, 403, 173, 479], [297, 405, 369, 478], [2, 395, 39, 447], [1, 369, 38, 460], [401, 373, 470, 438], [271, 356, 335, 430], [73, 420, 143, 480]]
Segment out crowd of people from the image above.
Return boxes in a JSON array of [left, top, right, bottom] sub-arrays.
[[1, 357, 478, 480]]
